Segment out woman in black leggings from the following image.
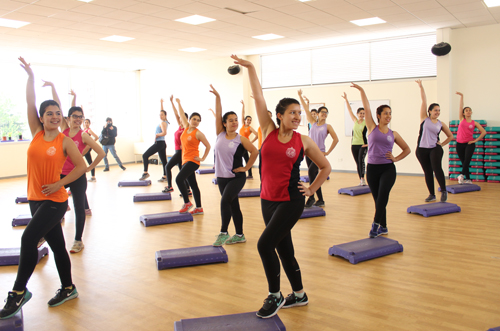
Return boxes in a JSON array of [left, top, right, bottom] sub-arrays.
[[415, 80, 453, 202], [233, 55, 331, 319], [0, 58, 87, 320], [209, 86, 258, 246], [82, 118, 99, 182], [140, 99, 168, 181]]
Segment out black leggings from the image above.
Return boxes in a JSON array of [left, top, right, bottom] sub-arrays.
[[258, 198, 305, 293], [305, 157, 323, 201], [143, 141, 167, 175], [217, 176, 246, 234], [165, 149, 189, 189], [61, 174, 87, 241], [351, 145, 367, 179], [176, 161, 201, 207], [416, 146, 446, 195], [84, 149, 94, 177], [456, 142, 476, 180], [243, 151, 253, 177], [14, 200, 71, 291], [366, 163, 396, 228]]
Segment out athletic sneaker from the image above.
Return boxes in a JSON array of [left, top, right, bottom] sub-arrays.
[[120, 166, 126, 171], [47, 285, 78, 307], [305, 196, 315, 208], [457, 174, 465, 184], [359, 178, 367, 186], [282, 292, 309, 309], [88, 177, 96, 182], [70, 241, 84, 254], [314, 200, 325, 207], [190, 207, 204, 215], [103, 168, 109, 172], [179, 202, 193, 213], [256, 293, 285, 319], [377, 226, 388, 236], [213, 233, 230, 246], [0, 290, 32, 319], [424, 194, 436, 202], [85, 209, 92, 216], [369, 223, 380, 238], [139, 173, 150, 180], [464, 179, 473, 184], [225, 234, 246, 245], [162, 186, 174, 193], [158, 177, 167, 182], [440, 190, 448, 202]]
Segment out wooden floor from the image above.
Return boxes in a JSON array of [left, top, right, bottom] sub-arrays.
[[1, 163, 499, 331]]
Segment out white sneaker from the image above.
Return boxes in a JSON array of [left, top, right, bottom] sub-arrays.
[[70, 241, 84, 254], [457, 174, 464, 184], [464, 179, 473, 184], [360, 178, 367, 186]]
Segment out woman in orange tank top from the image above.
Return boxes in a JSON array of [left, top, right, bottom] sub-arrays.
[[174, 97, 211, 215], [0, 58, 87, 320], [239, 100, 258, 178]]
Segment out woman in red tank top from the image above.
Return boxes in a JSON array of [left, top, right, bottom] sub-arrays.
[[0, 58, 87, 320], [232, 55, 331, 319]]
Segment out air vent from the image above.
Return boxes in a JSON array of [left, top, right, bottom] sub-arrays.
[[224, 7, 255, 15]]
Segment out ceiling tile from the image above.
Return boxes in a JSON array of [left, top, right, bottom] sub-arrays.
[[120, 3, 168, 15], [356, 0, 402, 11], [143, 0, 196, 8], [368, 6, 409, 16], [83, 16, 122, 27], [454, 9, 492, 19], [70, 4, 117, 16], [173, 2, 219, 14], [273, 3, 317, 15], [35, 17, 78, 28], [50, 11, 95, 22], [447, 2, 487, 13], [400, 1, 443, 12], [35, 0, 84, 11], [151, 8, 192, 20], [249, 0, 299, 9], [101, 10, 144, 21], [95, 0, 142, 10], [0, 0, 30, 11], [109, 21, 148, 31], [16, 4, 64, 17]]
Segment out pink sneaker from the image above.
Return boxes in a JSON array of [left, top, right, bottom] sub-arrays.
[[190, 207, 204, 215], [179, 202, 193, 213], [85, 209, 92, 216]]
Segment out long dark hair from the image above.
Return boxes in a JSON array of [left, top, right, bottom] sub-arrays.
[[39, 100, 60, 118], [376, 105, 391, 123], [222, 111, 237, 131], [68, 106, 83, 117], [275, 98, 300, 126], [428, 103, 439, 117]]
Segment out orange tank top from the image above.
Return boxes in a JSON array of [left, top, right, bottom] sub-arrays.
[[27, 131, 68, 202], [181, 128, 200, 165], [258, 127, 262, 150], [239, 126, 251, 139]]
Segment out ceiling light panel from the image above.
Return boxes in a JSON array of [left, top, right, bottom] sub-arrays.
[[175, 15, 216, 25], [252, 33, 284, 40], [350, 17, 386, 26], [100, 35, 135, 42], [0, 18, 30, 28], [484, 0, 500, 7], [179, 47, 206, 52]]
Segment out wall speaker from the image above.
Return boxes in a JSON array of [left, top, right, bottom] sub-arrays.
[[431, 42, 451, 56]]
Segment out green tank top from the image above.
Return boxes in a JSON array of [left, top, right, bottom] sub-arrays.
[[352, 120, 366, 145]]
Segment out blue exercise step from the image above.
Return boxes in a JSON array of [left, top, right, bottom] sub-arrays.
[[300, 206, 325, 219], [15, 195, 28, 204], [338, 185, 371, 196], [156, 245, 228, 270], [174, 311, 285, 331], [140, 212, 193, 227], [238, 188, 260, 197], [438, 184, 481, 194], [118, 180, 151, 187], [0, 309, 23, 330], [133, 192, 171, 202], [407, 202, 461, 217], [196, 168, 215, 174], [328, 237, 403, 264], [0, 246, 48, 266]]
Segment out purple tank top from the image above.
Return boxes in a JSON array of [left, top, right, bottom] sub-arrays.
[[215, 131, 245, 178], [418, 117, 442, 148], [62, 129, 85, 175], [368, 126, 394, 164], [309, 123, 328, 152]]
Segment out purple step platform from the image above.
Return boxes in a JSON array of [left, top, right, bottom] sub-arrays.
[[212, 178, 218, 185], [487, 327, 500, 331], [238, 188, 260, 198], [174, 312, 285, 331], [438, 184, 481, 194], [0, 310, 23, 330], [118, 179, 151, 187], [156, 245, 228, 270], [133, 192, 171, 202], [300, 206, 326, 219], [407, 202, 461, 217], [15, 195, 28, 204], [328, 237, 403, 264], [140, 212, 193, 227], [0, 246, 48, 266], [196, 168, 215, 174], [338, 185, 371, 196], [12, 214, 32, 227]]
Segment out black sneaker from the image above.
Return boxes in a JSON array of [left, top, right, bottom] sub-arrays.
[[424, 194, 436, 202], [0, 289, 32, 319], [103, 168, 109, 172], [305, 197, 315, 208], [440, 191, 447, 202], [314, 200, 325, 207], [120, 166, 126, 171], [162, 186, 174, 193], [47, 285, 78, 307], [256, 293, 284, 319], [139, 173, 150, 181], [282, 292, 309, 309]]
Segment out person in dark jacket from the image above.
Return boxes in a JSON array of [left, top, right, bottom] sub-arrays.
[[101, 117, 126, 171]]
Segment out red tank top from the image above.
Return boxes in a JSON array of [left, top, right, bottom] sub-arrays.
[[174, 126, 184, 150], [62, 129, 85, 175], [260, 129, 304, 201]]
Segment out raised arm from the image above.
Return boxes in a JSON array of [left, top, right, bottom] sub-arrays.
[[416, 79, 427, 122], [325, 124, 339, 156], [241, 100, 245, 128], [209, 85, 224, 135], [42, 80, 68, 131], [297, 89, 315, 125], [176, 98, 189, 129], [19, 57, 42, 137], [350, 83, 376, 133], [456, 92, 464, 121], [342, 92, 357, 122], [160, 98, 164, 111], [231, 55, 274, 139], [69, 89, 76, 107], [169, 95, 182, 126]]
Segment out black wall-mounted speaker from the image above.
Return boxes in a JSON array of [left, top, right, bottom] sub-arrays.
[[228, 65, 240, 75], [431, 42, 452, 56]]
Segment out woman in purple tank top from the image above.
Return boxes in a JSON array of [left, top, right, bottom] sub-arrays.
[[351, 83, 411, 238], [415, 80, 453, 203]]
